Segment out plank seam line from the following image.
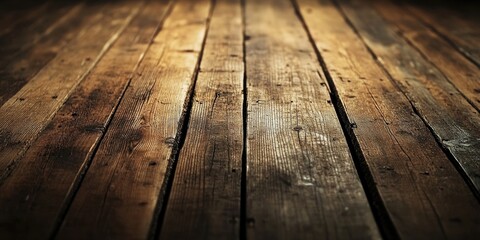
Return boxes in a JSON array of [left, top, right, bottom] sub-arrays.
[[331, 0, 480, 201], [371, 4, 480, 113], [0, 1, 145, 185], [150, 0, 216, 239], [290, 0, 399, 239], [400, 3, 480, 68], [46, 0, 168, 238], [240, 0, 248, 238]]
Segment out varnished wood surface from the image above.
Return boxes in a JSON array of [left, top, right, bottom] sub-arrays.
[[0, 0, 479, 239]]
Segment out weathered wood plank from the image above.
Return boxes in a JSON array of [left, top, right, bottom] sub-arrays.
[[0, 2, 171, 239], [296, 0, 480, 238], [407, 4, 480, 67], [0, 0, 78, 63], [244, 0, 380, 239], [336, 0, 480, 195], [373, 1, 480, 111], [56, 0, 212, 239], [0, 3, 114, 106], [159, 0, 243, 239], [0, 1, 143, 180]]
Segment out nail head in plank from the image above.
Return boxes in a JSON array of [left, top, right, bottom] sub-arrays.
[[245, 0, 380, 239]]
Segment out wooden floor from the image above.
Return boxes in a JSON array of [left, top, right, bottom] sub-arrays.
[[0, 0, 479, 239]]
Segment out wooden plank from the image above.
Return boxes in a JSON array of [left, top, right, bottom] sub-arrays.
[[244, 0, 380, 239], [0, 3, 111, 106], [407, 4, 480, 66], [56, 0, 212, 239], [0, 1, 143, 180], [0, 0, 78, 63], [336, 0, 480, 195], [0, 2, 171, 239], [372, 1, 480, 111], [159, 0, 243, 239], [296, 0, 480, 238]]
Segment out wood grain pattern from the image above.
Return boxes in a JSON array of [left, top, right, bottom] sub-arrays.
[[244, 0, 380, 239], [336, 0, 480, 195], [372, 1, 480, 111], [56, 0, 212, 239], [0, 2, 170, 239], [0, 3, 115, 106], [407, 4, 480, 67], [296, 0, 480, 238], [0, 1, 143, 181], [159, 0, 243, 239]]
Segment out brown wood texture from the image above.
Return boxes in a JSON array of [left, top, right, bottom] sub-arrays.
[[407, 4, 480, 67], [56, 0, 212, 239], [336, 0, 480, 194], [159, 0, 243, 239], [0, 0, 479, 239], [0, 3, 117, 106], [296, 0, 480, 238], [244, 0, 380, 239], [0, 0, 78, 64], [0, 1, 143, 181], [372, 0, 480, 111], [0, 2, 171, 239]]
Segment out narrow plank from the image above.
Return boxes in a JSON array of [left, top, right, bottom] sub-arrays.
[[407, 4, 480, 66], [373, 0, 480, 110], [0, 2, 171, 239], [245, 0, 380, 239], [336, 0, 480, 194], [296, 0, 480, 238], [160, 0, 243, 238], [0, 1, 143, 180], [56, 0, 212, 239], [0, 3, 109, 106]]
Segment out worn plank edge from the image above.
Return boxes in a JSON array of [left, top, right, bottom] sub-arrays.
[[0, 2, 145, 183], [290, 0, 397, 239], [47, 2, 175, 239], [152, 1, 216, 239], [405, 5, 480, 68], [332, 0, 480, 199]]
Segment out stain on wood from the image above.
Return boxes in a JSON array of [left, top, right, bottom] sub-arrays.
[[0, 0, 479, 239], [244, 0, 380, 238]]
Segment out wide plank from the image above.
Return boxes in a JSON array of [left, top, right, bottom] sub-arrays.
[[0, 1, 143, 180], [407, 4, 480, 67], [244, 0, 380, 239], [159, 0, 243, 239], [56, 0, 212, 239], [336, 0, 480, 195], [296, 0, 480, 238], [0, 2, 171, 239], [373, 0, 480, 111]]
